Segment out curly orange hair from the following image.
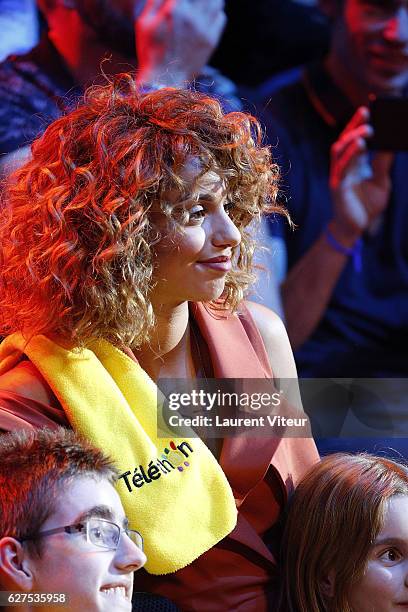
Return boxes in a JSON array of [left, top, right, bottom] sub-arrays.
[[0, 74, 283, 347]]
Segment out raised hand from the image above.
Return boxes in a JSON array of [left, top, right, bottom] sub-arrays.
[[135, 0, 226, 86], [329, 106, 394, 245]]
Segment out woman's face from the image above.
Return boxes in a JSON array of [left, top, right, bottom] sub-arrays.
[[151, 162, 241, 308], [348, 495, 408, 611]]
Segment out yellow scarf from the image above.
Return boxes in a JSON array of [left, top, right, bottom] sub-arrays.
[[0, 333, 237, 574]]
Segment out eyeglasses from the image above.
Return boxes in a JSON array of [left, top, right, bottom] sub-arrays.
[[20, 517, 144, 552]]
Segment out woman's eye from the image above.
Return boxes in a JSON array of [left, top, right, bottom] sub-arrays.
[[379, 548, 402, 563], [188, 207, 206, 222]]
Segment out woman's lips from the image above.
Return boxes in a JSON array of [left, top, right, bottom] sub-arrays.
[[197, 256, 231, 272]]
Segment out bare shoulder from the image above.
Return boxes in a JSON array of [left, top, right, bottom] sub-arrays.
[[245, 301, 298, 380], [245, 301, 286, 342]]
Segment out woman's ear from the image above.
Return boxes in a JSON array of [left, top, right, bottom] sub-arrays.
[[0, 538, 34, 591]]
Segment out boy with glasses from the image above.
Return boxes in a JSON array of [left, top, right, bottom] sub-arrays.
[[0, 428, 146, 611]]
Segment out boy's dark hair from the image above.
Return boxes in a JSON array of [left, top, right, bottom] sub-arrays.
[[0, 428, 118, 557]]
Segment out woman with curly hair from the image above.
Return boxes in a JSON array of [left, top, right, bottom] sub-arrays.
[[0, 75, 318, 611], [280, 453, 408, 612]]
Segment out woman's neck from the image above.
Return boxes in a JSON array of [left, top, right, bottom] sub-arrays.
[[134, 302, 195, 382]]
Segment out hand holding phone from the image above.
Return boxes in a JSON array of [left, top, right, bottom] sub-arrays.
[[329, 106, 393, 239]]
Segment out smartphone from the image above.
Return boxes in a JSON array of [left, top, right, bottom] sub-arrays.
[[369, 97, 408, 151]]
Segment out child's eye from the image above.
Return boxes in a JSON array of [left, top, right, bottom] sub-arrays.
[[379, 548, 402, 563], [90, 527, 103, 540]]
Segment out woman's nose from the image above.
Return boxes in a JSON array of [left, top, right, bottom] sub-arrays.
[[211, 209, 241, 249]]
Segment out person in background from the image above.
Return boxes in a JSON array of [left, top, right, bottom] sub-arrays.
[[0, 0, 39, 61], [0, 0, 239, 174], [258, 0, 408, 452], [261, 0, 408, 376], [0, 78, 318, 611], [211, 0, 329, 89], [280, 452, 408, 612], [0, 427, 146, 612]]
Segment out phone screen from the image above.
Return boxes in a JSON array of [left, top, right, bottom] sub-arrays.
[[369, 97, 408, 151]]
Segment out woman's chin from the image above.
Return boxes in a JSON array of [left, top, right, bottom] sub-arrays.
[[156, 280, 227, 307], [194, 281, 226, 304]]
